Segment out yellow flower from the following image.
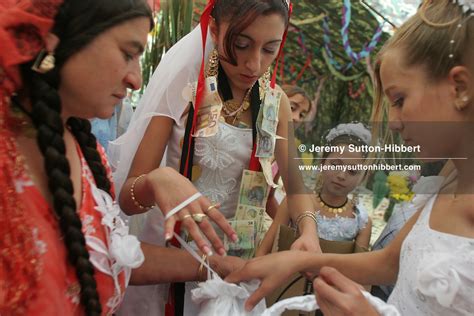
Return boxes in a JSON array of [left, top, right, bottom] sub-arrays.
[[295, 138, 314, 166]]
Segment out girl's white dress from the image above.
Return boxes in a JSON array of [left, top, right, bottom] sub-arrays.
[[388, 192, 474, 315]]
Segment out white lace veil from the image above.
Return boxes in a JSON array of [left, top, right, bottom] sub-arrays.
[[108, 24, 213, 195]]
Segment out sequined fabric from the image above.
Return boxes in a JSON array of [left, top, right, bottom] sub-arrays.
[[0, 1, 63, 314], [0, 125, 41, 315]]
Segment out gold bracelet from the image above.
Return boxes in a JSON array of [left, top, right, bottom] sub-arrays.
[[130, 174, 154, 210], [198, 254, 208, 280], [295, 211, 317, 233]]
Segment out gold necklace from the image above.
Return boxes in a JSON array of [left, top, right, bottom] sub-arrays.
[[222, 87, 252, 125], [317, 193, 348, 215]]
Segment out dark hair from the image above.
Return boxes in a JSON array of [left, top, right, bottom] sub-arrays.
[[20, 1, 152, 315], [212, 0, 289, 65], [281, 84, 312, 109]]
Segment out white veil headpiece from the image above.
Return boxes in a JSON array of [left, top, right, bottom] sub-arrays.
[[108, 24, 213, 194]]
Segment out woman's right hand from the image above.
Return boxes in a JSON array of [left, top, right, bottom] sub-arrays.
[[314, 267, 380, 316], [146, 167, 237, 256], [225, 250, 313, 311]]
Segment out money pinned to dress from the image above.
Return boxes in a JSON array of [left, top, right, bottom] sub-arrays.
[[192, 76, 224, 138], [256, 88, 282, 157], [259, 157, 280, 189], [238, 170, 271, 208]]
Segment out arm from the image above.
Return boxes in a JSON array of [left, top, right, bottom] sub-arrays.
[[226, 208, 422, 311], [119, 115, 236, 255], [255, 197, 290, 257], [274, 86, 321, 252], [265, 169, 280, 219], [355, 217, 372, 251], [119, 116, 173, 214], [130, 242, 245, 284]]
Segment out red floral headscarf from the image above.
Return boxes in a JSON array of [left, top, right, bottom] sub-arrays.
[[0, 1, 63, 314]]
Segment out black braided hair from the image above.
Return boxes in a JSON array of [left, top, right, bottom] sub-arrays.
[[68, 117, 111, 194], [28, 72, 102, 315], [19, 1, 153, 315]]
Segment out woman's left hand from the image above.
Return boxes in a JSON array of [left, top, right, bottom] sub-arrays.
[[313, 267, 380, 316]]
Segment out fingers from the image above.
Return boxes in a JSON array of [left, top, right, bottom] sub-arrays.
[[313, 267, 368, 315], [201, 200, 238, 242], [244, 280, 273, 312], [187, 199, 227, 255], [179, 213, 213, 256], [196, 217, 226, 256], [315, 290, 333, 316], [313, 277, 347, 311], [164, 216, 177, 241], [318, 266, 359, 293]]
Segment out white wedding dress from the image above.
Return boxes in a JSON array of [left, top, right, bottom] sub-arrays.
[[387, 192, 474, 315]]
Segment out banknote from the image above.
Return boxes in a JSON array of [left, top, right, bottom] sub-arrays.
[[261, 90, 281, 134], [255, 127, 276, 158], [224, 220, 255, 252], [234, 204, 266, 233], [193, 76, 223, 138], [259, 157, 279, 188], [238, 170, 270, 208]]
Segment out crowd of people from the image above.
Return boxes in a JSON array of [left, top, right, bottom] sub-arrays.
[[1, 0, 472, 315]]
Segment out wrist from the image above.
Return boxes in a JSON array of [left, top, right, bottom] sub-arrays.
[[296, 213, 318, 234], [130, 174, 154, 211], [293, 250, 315, 272], [196, 253, 210, 281]]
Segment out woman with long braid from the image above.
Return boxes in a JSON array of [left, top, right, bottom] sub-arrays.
[[0, 1, 243, 315]]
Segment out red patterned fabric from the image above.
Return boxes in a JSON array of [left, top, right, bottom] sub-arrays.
[[0, 130, 127, 315], [0, 2, 64, 314], [0, 0, 63, 109]]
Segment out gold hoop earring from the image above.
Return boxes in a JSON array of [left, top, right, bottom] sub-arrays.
[[206, 48, 219, 77], [31, 50, 55, 74]]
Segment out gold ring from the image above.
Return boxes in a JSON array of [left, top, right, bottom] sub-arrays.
[[191, 213, 207, 223], [182, 214, 193, 221], [206, 204, 219, 213]]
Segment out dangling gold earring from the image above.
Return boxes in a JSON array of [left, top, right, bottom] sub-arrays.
[[206, 48, 219, 77], [31, 50, 55, 74], [454, 98, 468, 111]]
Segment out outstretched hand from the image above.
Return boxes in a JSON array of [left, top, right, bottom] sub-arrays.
[[225, 250, 311, 311], [148, 167, 237, 256]]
